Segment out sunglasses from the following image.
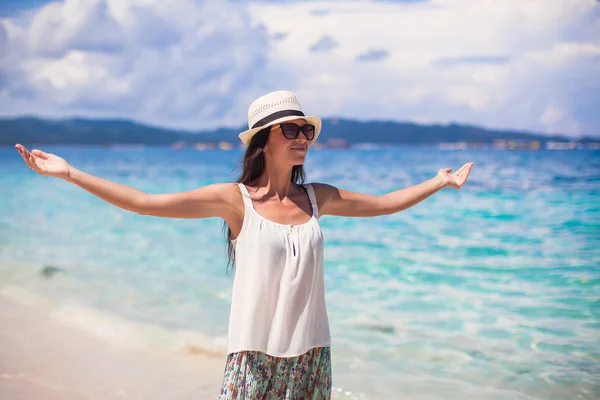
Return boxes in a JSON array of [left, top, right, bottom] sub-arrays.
[[274, 123, 316, 141]]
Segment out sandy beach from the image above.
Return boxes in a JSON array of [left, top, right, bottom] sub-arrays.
[[0, 294, 226, 400]]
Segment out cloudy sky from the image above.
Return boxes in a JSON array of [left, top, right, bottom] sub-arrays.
[[0, 0, 599, 137]]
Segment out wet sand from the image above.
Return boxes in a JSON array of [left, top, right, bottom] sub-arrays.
[[0, 295, 226, 400]]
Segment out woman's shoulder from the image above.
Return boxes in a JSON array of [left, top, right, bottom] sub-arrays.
[[217, 181, 244, 196], [306, 182, 338, 208], [307, 182, 336, 194], [207, 182, 246, 221], [199, 182, 244, 208], [202, 181, 241, 194]]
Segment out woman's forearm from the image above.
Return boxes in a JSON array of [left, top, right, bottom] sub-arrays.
[[65, 167, 147, 213], [382, 176, 445, 214]]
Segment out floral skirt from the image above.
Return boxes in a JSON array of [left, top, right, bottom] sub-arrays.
[[218, 347, 332, 400]]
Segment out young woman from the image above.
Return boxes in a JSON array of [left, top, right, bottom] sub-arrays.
[[14, 90, 473, 399]]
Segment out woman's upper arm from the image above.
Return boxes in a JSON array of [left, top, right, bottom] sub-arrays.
[[312, 183, 388, 217], [137, 182, 239, 219]]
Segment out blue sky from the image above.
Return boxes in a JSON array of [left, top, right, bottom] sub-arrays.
[[1, 0, 599, 137], [0, 0, 48, 16], [0, 0, 428, 17]]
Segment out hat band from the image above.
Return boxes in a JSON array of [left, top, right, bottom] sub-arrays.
[[251, 109, 305, 129]]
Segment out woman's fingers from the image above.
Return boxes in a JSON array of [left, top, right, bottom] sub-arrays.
[[25, 150, 41, 172], [15, 144, 29, 158], [450, 164, 468, 187], [444, 162, 473, 189], [456, 167, 467, 181], [456, 162, 472, 179], [26, 152, 38, 170], [31, 149, 50, 160], [30, 153, 43, 169], [458, 163, 473, 183], [14, 144, 25, 157], [456, 163, 469, 176], [16, 146, 33, 168], [16, 145, 51, 176]]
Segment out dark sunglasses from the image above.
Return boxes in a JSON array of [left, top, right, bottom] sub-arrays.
[[275, 123, 316, 141]]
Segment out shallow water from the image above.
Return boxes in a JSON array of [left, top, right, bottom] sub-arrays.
[[1, 146, 599, 399]]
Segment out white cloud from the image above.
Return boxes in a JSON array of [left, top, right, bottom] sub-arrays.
[[0, 0, 599, 137], [310, 35, 339, 53], [538, 105, 581, 135], [0, 0, 272, 129], [247, 0, 600, 137], [539, 105, 566, 126], [525, 42, 600, 68]]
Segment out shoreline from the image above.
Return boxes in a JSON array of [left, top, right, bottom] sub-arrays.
[[0, 294, 226, 400]]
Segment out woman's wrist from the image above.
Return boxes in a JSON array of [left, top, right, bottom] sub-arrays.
[[433, 174, 447, 190], [64, 165, 75, 182]]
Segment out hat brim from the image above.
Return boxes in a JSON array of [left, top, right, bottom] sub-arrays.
[[238, 116, 322, 146]]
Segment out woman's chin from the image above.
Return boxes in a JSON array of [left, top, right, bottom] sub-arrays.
[[293, 155, 306, 165], [289, 152, 307, 164]]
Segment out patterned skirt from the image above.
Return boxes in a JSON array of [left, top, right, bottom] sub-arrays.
[[218, 346, 332, 400]]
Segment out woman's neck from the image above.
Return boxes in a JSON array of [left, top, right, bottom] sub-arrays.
[[254, 164, 295, 200]]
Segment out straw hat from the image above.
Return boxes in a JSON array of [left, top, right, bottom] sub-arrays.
[[238, 90, 322, 146]]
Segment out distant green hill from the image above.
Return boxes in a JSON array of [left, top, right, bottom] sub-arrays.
[[0, 117, 592, 146]]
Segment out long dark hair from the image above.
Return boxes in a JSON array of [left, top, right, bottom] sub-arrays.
[[224, 126, 306, 275]]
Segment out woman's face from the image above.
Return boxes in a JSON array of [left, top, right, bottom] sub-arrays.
[[265, 118, 312, 166]]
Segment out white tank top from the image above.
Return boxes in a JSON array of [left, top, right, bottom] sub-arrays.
[[227, 183, 331, 357]]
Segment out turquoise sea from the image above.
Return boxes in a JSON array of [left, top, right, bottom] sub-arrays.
[[1, 146, 599, 399]]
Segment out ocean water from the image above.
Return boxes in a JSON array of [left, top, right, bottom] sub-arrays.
[[0, 145, 599, 399]]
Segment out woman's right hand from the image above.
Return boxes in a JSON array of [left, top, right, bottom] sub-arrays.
[[14, 144, 71, 180]]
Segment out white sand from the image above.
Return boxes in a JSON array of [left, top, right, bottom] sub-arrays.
[[0, 295, 226, 400]]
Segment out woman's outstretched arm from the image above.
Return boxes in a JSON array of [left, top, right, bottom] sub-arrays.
[[14, 144, 237, 219], [313, 162, 474, 218]]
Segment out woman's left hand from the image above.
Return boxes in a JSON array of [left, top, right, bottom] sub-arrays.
[[437, 162, 474, 189]]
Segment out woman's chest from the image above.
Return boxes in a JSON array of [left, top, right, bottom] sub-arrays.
[[240, 220, 324, 259]]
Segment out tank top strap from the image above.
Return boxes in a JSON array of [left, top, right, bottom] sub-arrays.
[[237, 183, 253, 208], [303, 183, 319, 219]]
